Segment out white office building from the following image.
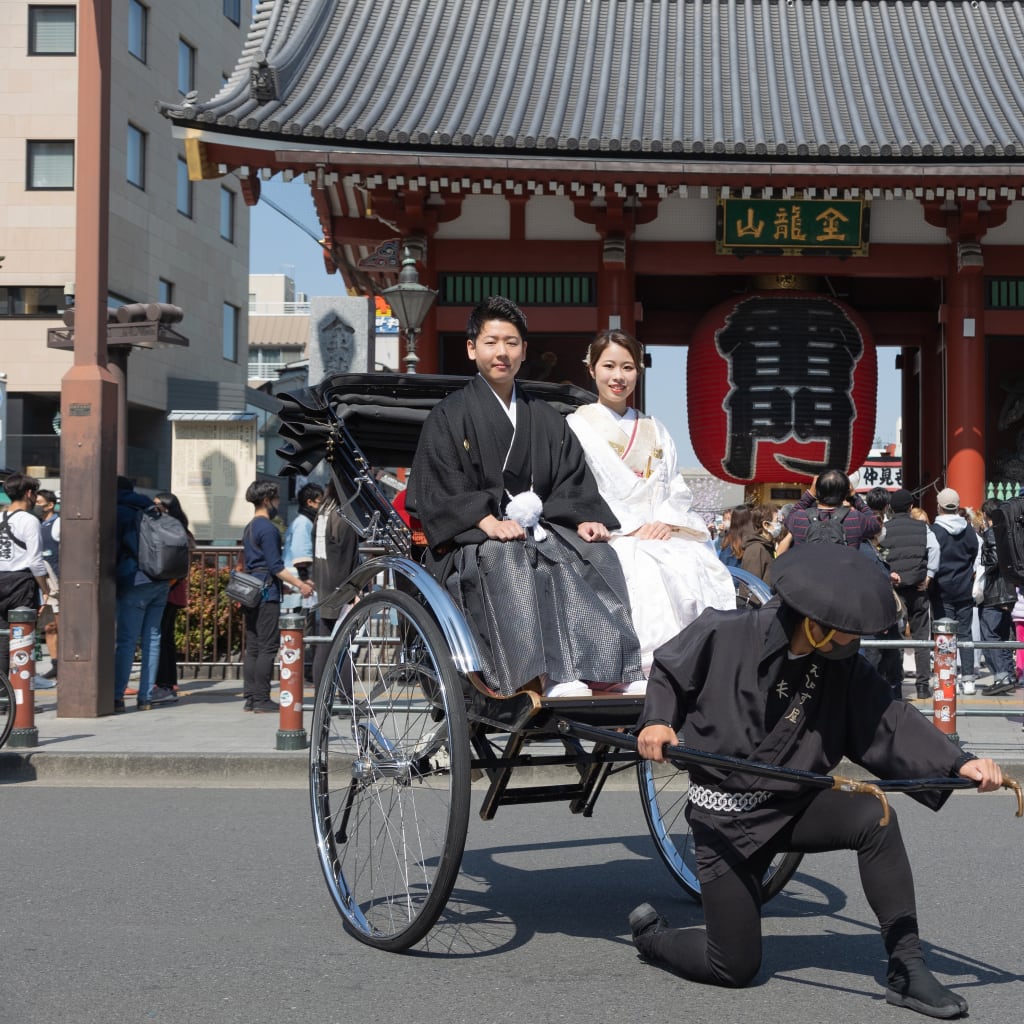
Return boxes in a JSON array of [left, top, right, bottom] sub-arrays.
[[0, 1, 251, 486]]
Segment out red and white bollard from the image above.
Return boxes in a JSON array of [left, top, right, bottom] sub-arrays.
[[277, 612, 308, 750], [931, 617, 959, 743], [8, 606, 39, 748]]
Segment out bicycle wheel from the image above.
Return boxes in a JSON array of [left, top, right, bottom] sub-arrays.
[[0, 672, 15, 749], [639, 758, 803, 903], [310, 589, 471, 951]]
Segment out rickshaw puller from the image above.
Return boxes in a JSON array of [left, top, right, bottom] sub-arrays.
[[631, 543, 1004, 1020]]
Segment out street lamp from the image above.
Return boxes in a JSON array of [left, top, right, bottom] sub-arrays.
[[382, 249, 437, 374]]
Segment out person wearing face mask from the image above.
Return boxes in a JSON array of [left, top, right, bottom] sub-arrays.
[[739, 502, 779, 585], [240, 480, 313, 713], [629, 543, 1005, 1019]]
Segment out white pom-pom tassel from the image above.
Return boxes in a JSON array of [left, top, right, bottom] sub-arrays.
[[505, 489, 547, 541]]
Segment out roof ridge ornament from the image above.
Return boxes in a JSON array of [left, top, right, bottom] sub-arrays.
[[250, 51, 278, 104]]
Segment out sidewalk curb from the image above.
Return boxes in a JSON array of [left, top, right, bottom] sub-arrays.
[[0, 750, 309, 784], [3, 750, 1022, 786]]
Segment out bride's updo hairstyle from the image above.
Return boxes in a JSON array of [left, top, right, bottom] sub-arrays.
[[585, 329, 645, 372]]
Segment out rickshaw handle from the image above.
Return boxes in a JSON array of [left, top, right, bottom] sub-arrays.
[[555, 720, 1023, 822]]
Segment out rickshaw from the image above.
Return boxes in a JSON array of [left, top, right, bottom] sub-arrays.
[[277, 372, 801, 952]]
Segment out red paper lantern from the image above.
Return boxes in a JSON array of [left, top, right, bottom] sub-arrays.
[[687, 292, 877, 485]]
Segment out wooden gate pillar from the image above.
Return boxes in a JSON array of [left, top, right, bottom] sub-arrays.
[[943, 243, 987, 509]]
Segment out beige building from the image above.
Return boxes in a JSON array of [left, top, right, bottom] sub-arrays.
[[247, 273, 308, 384], [0, 0, 251, 486]]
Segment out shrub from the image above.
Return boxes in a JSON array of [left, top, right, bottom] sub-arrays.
[[175, 562, 245, 663]]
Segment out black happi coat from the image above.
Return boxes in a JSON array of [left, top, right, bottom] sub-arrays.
[[642, 599, 967, 880], [408, 373, 617, 548]]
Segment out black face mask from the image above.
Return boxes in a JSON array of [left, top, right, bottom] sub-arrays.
[[817, 636, 861, 661], [266, 503, 279, 520]]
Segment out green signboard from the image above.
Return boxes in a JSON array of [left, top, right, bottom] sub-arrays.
[[717, 198, 868, 255]]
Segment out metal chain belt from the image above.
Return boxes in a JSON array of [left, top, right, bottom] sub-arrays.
[[688, 783, 771, 813]]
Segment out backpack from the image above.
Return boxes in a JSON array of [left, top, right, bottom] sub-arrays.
[[803, 506, 849, 545], [990, 496, 1024, 587], [136, 505, 191, 581]]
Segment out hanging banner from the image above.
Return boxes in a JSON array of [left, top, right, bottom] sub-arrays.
[[687, 292, 877, 485]]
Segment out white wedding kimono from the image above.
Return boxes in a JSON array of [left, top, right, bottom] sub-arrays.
[[567, 403, 737, 673]]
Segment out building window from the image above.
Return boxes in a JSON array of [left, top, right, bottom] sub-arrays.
[[220, 188, 235, 242], [0, 286, 65, 317], [247, 348, 292, 378], [128, 0, 147, 63], [28, 5, 76, 55], [158, 279, 174, 304], [126, 123, 146, 189], [27, 140, 74, 190], [222, 303, 239, 361], [176, 157, 192, 217], [223, 0, 241, 27], [178, 38, 195, 95]]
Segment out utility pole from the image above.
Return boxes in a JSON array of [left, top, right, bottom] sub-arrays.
[[58, 0, 118, 717]]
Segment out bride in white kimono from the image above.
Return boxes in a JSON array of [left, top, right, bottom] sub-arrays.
[[567, 330, 736, 682]]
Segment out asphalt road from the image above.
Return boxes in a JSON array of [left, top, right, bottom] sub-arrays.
[[1, 783, 1021, 1024]]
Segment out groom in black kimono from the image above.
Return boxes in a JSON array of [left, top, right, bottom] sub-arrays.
[[630, 543, 1005, 1019], [407, 295, 643, 697]]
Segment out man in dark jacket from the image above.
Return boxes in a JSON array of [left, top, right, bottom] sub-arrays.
[[886, 489, 941, 699], [629, 543, 1004, 1019], [929, 487, 980, 694], [977, 498, 1018, 695]]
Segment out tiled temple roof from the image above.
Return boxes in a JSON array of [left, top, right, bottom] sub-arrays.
[[161, 0, 1024, 163]]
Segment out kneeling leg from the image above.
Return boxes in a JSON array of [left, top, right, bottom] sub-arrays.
[[634, 853, 768, 987]]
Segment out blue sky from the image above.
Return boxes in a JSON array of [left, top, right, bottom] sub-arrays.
[[250, 178, 903, 467]]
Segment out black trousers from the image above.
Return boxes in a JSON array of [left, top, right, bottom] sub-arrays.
[[638, 790, 920, 987], [155, 603, 181, 688], [978, 604, 1014, 679], [0, 572, 39, 677], [898, 586, 933, 688], [242, 600, 280, 702]]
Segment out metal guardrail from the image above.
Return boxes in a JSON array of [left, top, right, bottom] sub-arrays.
[[862, 635, 1024, 716], [178, 545, 246, 676]]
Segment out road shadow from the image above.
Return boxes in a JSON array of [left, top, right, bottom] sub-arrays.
[[400, 834, 1024, 998]]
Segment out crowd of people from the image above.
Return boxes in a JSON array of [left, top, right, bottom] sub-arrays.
[[706, 472, 1022, 703], [1, 470, 356, 716]]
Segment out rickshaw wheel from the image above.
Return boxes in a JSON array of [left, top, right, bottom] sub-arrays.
[[638, 759, 803, 903], [310, 589, 471, 951], [0, 671, 15, 749]]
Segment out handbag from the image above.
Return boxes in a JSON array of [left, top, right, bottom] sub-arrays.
[[226, 570, 266, 608]]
